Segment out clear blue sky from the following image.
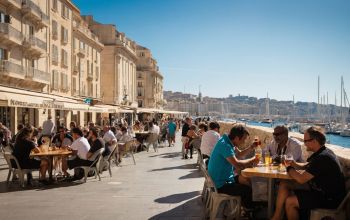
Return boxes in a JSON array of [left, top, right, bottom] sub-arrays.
[[73, 0, 350, 104]]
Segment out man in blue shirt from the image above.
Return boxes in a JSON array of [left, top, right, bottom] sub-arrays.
[[208, 124, 259, 208], [167, 118, 177, 147]]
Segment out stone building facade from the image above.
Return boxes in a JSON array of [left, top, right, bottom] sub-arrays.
[[136, 45, 164, 109]]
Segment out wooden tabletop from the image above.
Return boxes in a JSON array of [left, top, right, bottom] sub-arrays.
[[241, 165, 292, 180], [30, 148, 73, 157], [134, 131, 150, 135]]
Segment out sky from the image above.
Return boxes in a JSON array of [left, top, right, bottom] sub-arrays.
[[73, 0, 350, 104]]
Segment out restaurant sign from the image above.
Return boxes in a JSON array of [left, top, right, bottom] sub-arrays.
[[9, 99, 64, 109]]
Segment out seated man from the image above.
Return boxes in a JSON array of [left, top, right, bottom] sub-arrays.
[[200, 121, 221, 164], [208, 124, 259, 209], [103, 125, 117, 156], [272, 126, 346, 220], [62, 127, 92, 180], [265, 125, 303, 163]]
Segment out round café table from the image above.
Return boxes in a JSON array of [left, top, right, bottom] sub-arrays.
[[30, 148, 73, 181]]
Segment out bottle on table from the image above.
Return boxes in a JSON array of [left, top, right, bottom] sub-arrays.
[[254, 137, 262, 165]]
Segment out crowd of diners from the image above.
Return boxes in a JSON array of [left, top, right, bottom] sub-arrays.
[[0, 115, 183, 185]]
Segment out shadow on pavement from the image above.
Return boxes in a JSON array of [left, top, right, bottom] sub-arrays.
[[0, 179, 83, 193], [154, 190, 201, 204], [148, 152, 182, 158], [149, 163, 197, 172], [179, 170, 203, 180], [150, 196, 204, 219]]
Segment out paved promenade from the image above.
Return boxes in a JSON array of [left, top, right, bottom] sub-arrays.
[[0, 134, 205, 220]]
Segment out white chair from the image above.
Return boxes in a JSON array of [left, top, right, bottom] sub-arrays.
[[123, 139, 137, 165], [77, 148, 105, 183], [200, 163, 241, 220], [145, 133, 159, 152], [101, 143, 117, 177], [3, 152, 38, 188], [309, 191, 350, 220]]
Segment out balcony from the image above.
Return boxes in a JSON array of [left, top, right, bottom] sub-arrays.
[[21, 0, 49, 28], [115, 39, 137, 57], [77, 48, 85, 58], [0, 23, 24, 47], [73, 23, 103, 48], [25, 66, 50, 84], [22, 35, 47, 58], [2, 0, 22, 12], [0, 60, 25, 78]]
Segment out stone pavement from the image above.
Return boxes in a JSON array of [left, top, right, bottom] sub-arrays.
[[0, 134, 205, 220]]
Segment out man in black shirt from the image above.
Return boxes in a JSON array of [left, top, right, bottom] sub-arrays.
[[87, 128, 105, 159], [181, 117, 191, 159], [272, 126, 346, 220]]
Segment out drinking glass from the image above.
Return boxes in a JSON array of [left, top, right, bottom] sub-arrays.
[[264, 152, 272, 166], [284, 154, 294, 166]]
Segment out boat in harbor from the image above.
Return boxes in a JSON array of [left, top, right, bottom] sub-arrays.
[[340, 128, 350, 137], [261, 118, 273, 123]]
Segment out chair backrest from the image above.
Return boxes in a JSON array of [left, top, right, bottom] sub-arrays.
[[337, 191, 350, 212], [124, 139, 136, 152], [89, 148, 105, 168], [106, 143, 117, 161], [200, 162, 218, 192], [3, 152, 21, 170]]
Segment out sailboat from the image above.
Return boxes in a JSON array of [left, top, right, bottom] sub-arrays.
[[339, 76, 350, 137]]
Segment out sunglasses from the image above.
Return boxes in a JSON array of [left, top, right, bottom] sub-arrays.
[[303, 138, 313, 143]]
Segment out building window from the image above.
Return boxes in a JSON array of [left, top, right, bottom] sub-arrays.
[[137, 82, 142, 87], [138, 100, 143, 107], [61, 26, 68, 44], [52, 44, 58, 64], [72, 77, 77, 94], [79, 41, 84, 49], [0, 48, 8, 60], [52, 70, 59, 90], [0, 12, 11, 23], [52, 0, 58, 11], [61, 4, 70, 19], [52, 20, 58, 39], [61, 49, 68, 67]]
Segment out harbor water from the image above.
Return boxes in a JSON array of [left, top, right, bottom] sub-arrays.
[[246, 121, 350, 149]]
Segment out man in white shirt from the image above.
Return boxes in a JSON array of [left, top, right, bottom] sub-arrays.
[[264, 125, 303, 163], [42, 115, 55, 137], [200, 122, 221, 161], [103, 126, 117, 144], [62, 127, 92, 180]]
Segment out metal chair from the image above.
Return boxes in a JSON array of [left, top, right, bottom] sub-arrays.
[[309, 191, 350, 220], [77, 148, 105, 183], [101, 143, 117, 177]]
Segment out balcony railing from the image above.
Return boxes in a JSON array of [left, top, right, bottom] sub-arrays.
[[21, 0, 49, 25], [115, 39, 136, 56], [34, 69, 50, 82], [0, 23, 24, 43], [87, 72, 93, 80], [23, 35, 47, 51], [0, 60, 25, 76], [26, 66, 50, 83], [77, 48, 85, 57]]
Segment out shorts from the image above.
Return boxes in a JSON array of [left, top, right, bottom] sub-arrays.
[[294, 190, 339, 210], [168, 134, 175, 139], [67, 157, 93, 169]]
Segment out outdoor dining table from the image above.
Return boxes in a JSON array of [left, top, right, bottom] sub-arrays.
[[30, 147, 73, 181], [134, 131, 150, 151], [241, 165, 292, 218]]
